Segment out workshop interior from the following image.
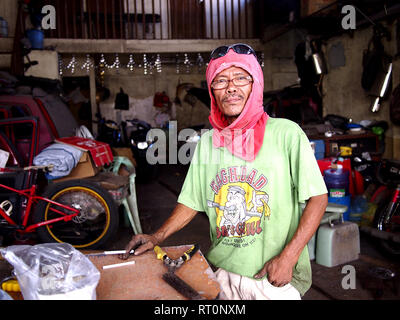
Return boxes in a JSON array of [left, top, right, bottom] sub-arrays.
[[0, 0, 399, 301]]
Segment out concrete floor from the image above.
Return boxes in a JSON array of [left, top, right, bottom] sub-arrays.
[[1, 163, 399, 300]]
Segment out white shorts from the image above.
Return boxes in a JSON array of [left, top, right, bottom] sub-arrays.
[[215, 269, 301, 300]]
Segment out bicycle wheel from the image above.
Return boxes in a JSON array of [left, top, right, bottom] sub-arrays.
[[34, 179, 119, 249]]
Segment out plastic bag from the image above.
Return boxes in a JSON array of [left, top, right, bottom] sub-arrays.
[[0, 289, 13, 300], [0, 243, 100, 300]]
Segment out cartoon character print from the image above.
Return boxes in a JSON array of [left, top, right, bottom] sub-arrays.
[[207, 183, 270, 238]]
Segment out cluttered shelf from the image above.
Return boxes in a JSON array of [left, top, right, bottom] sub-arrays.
[[308, 132, 381, 159]]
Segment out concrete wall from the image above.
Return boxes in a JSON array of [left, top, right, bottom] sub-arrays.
[[0, 0, 18, 69], [322, 21, 399, 159], [61, 52, 269, 133], [0, 0, 18, 38], [262, 29, 303, 92]]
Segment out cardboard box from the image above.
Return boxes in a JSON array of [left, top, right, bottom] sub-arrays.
[[55, 137, 113, 167], [112, 147, 137, 168], [53, 151, 100, 182], [301, 0, 337, 17]]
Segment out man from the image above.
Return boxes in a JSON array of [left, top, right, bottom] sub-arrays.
[[121, 44, 328, 300]]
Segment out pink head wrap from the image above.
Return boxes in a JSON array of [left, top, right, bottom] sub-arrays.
[[206, 48, 269, 161]]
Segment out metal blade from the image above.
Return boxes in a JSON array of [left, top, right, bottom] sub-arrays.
[[162, 272, 203, 300]]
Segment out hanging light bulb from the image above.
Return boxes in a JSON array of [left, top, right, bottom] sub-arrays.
[[115, 53, 121, 72], [260, 52, 265, 69], [148, 55, 155, 75], [175, 54, 180, 74], [127, 54, 136, 71], [107, 53, 121, 73], [155, 54, 162, 73], [58, 54, 64, 76], [99, 54, 106, 87], [183, 53, 191, 73], [66, 55, 77, 74], [143, 54, 148, 75], [196, 53, 204, 73], [101, 53, 110, 69], [81, 54, 94, 73]]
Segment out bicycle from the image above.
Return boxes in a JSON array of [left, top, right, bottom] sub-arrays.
[[0, 165, 119, 249], [373, 159, 400, 256], [360, 158, 400, 258]]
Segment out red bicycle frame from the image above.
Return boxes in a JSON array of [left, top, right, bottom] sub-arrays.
[[389, 186, 400, 226], [0, 182, 79, 234]]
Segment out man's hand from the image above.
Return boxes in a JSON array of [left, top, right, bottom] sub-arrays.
[[253, 254, 296, 287], [119, 234, 159, 260], [254, 194, 328, 287], [118, 203, 198, 260]]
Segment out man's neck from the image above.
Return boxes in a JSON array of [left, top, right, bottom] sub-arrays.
[[226, 116, 238, 125]]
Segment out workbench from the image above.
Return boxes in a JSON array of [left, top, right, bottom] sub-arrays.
[[1, 245, 221, 300], [89, 245, 220, 300]]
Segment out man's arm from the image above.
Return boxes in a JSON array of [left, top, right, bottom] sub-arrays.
[[254, 193, 328, 286], [120, 203, 198, 259]]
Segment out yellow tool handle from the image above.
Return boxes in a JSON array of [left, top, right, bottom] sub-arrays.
[[154, 245, 167, 261], [2, 280, 20, 292], [183, 244, 199, 261]]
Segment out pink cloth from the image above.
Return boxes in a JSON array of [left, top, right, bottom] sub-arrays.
[[206, 49, 269, 161]]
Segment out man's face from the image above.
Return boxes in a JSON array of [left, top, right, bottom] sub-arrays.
[[212, 66, 253, 123]]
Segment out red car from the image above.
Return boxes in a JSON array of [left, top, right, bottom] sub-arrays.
[[0, 94, 79, 166], [0, 94, 119, 249]]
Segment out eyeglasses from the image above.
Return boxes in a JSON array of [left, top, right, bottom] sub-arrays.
[[211, 75, 253, 90], [210, 43, 257, 60]]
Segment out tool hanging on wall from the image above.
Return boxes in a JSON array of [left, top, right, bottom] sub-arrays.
[[361, 24, 392, 113], [115, 88, 129, 110]]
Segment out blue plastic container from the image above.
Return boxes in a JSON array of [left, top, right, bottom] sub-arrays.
[[310, 140, 325, 160], [328, 195, 351, 221], [349, 195, 368, 224], [27, 29, 44, 49], [324, 168, 349, 198]]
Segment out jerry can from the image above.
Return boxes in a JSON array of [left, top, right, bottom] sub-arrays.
[[316, 219, 360, 267]]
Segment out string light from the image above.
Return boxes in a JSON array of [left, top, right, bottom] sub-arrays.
[[183, 53, 191, 73], [155, 54, 162, 73], [143, 54, 148, 75], [107, 53, 121, 73], [81, 54, 94, 73], [196, 53, 204, 73], [175, 54, 180, 74], [99, 54, 106, 86], [127, 54, 136, 71], [260, 52, 265, 69], [58, 54, 64, 76], [65, 55, 77, 74], [57, 52, 220, 76]]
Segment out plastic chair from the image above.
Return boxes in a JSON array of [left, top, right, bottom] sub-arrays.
[[103, 156, 143, 235]]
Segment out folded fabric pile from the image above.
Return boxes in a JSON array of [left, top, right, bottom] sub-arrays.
[[33, 143, 83, 179]]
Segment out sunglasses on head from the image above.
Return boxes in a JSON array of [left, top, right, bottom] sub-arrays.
[[210, 43, 257, 60]]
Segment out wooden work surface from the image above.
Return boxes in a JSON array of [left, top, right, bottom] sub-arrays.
[[89, 245, 221, 300]]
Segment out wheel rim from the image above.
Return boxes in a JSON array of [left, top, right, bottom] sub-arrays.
[[44, 186, 111, 248]]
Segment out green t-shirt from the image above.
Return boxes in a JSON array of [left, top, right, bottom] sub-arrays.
[[177, 117, 327, 296]]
